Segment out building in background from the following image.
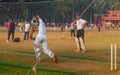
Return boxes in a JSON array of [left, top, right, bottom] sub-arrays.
[[102, 10, 120, 27]]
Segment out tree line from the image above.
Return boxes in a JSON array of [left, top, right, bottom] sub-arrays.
[[0, 0, 120, 26]]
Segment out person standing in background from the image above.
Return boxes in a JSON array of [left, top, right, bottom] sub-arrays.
[[29, 17, 36, 40], [70, 19, 76, 37], [24, 20, 30, 40], [75, 14, 87, 53], [6, 18, 16, 42], [18, 21, 23, 32]]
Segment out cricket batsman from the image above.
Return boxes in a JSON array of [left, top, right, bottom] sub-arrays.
[[33, 15, 57, 63], [75, 14, 87, 53]]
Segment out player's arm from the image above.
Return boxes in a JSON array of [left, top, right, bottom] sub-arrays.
[[72, 19, 76, 27], [82, 21, 88, 28], [36, 15, 41, 23], [23, 22, 26, 30]]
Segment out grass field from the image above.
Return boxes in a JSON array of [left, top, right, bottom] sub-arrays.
[[0, 27, 120, 75]]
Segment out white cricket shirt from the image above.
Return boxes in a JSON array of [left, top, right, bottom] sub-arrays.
[[25, 23, 30, 32], [71, 22, 75, 30], [76, 19, 86, 30], [38, 18, 46, 35]]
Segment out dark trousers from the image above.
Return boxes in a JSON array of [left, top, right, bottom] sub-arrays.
[[24, 31, 29, 40], [71, 29, 75, 37], [76, 29, 84, 42], [8, 30, 15, 41], [76, 29, 85, 50]]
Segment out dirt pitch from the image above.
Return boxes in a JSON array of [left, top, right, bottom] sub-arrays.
[[0, 27, 120, 75]]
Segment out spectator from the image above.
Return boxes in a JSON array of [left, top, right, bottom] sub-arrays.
[[29, 17, 36, 40], [70, 19, 76, 37], [18, 21, 23, 32], [24, 20, 30, 40], [6, 18, 16, 42]]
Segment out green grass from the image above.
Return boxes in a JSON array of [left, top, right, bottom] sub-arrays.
[[0, 28, 120, 75], [0, 62, 92, 75]]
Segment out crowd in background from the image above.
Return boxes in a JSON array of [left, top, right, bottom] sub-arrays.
[[2, 18, 120, 42]]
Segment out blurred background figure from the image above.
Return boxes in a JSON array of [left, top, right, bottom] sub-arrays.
[[6, 18, 16, 42], [24, 20, 30, 40], [18, 21, 23, 32], [70, 19, 76, 37], [29, 17, 36, 40]]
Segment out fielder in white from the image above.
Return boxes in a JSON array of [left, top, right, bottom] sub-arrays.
[[75, 15, 87, 53], [33, 15, 57, 63]]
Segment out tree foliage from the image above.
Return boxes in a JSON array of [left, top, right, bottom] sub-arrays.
[[0, 0, 120, 25]]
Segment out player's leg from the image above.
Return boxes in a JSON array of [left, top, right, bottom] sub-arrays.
[[31, 30, 34, 39], [81, 29, 85, 42], [20, 27, 22, 32], [24, 32, 26, 40], [72, 30, 74, 37], [42, 35, 57, 63], [7, 30, 11, 42], [75, 37, 81, 52], [71, 30, 73, 37], [75, 30, 81, 52], [33, 35, 41, 61], [8, 31, 11, 40], [12, 30, 15, 41], [42, 38, 54, 58], [80, 29, 86, 53], [79, 37, 86, 52], [73, 30, 75, 37], [29, 30, 33, 39], [27, 31, 29, 40]]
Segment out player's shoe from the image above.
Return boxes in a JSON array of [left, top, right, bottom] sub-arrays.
[[32, 65, 37, 72], [75, 50, 80, 52], [53, 54, 57, 63], [36, 56, 42, 62], [75, 48, 82, 52], [81, 50, 87, 53], [6, 40, 9, 43]]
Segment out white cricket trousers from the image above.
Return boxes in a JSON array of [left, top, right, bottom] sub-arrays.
[[34, 34, 54, 60]]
